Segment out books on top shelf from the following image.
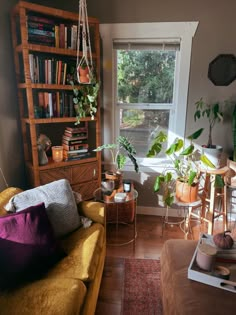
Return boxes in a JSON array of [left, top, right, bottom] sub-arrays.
[[27, 14, 78, 49], [62, 125, 90, 161]]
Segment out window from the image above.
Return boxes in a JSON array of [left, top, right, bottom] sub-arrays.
[[114, 42, 179, 157], [100, 22, 198, 168]]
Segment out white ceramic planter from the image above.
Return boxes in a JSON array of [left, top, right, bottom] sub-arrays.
[[201, 145, 223, 169]]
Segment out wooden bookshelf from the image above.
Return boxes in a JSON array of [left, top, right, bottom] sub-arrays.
[[11, 1, 101, 199]]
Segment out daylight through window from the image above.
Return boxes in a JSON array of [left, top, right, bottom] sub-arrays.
[[114, 42, 180, 158]]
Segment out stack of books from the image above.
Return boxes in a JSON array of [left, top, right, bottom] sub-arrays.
[[27, 15, 55, 46], [62, 126, 90, 161]]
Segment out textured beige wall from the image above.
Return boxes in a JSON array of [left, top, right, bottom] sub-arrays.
[[0, 0, 25, 191], [2, 0, 236, 202]]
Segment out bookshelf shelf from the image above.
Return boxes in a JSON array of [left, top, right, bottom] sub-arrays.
[[23, 117, 97, 124], [11, 1, 101, 199], [19, 83, 80, 90], [16, 44, 98, 58]]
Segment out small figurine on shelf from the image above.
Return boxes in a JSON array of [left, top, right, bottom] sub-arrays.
[[37, 134, 52, 165]]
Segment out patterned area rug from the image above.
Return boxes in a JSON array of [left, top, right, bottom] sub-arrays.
[[122, 258, 163, 315]]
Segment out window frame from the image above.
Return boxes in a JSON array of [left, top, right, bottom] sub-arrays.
[[100, 22, 198, 169]]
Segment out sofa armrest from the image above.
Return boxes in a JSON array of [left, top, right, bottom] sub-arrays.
[[77, 201, 105, 225], [0, 187, 23, 216]]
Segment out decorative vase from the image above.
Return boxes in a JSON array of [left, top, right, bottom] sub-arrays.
[[175, 180, 199, 203], [37, 145, 48, 165]]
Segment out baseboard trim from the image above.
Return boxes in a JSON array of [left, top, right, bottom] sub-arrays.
[[137, 206, 185, 217]]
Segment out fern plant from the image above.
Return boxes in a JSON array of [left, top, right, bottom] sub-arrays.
[[94, 136, 139, 173]]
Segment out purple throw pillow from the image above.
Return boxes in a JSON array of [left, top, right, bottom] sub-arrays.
[[0, 203, 64, 290]]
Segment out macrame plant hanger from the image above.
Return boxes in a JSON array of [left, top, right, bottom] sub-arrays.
[[76, 0, 93, 84]]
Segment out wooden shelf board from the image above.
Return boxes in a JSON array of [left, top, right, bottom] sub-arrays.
[[16, 44, 98, 58], [23, 117, 97, 124]]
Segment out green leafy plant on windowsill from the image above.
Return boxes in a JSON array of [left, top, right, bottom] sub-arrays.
[[94, 136, 139, 174], [70, 81, 99, 125]]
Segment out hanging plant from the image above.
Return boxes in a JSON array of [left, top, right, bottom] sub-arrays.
[[76, 0, 94, 84], [70, 80, 99, 124]]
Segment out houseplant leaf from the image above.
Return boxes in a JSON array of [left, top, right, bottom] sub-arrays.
[[166, 139, 183, 155], [154, 175, 164, 192], [180, 144, 194, 156], [200, 155, 216, 168], [187, 128, 204, 140], [117, 154, 126, 170], [188, 170, 197, 186], [215, 174, 225, 188]]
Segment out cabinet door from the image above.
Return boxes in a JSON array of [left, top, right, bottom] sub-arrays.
[[71, 162, 98, 184], [72, 180, 99, 200], [40, 167, 72, 185]]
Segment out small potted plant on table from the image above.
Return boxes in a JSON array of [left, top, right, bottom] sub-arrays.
[[94, 136, 139, 189]]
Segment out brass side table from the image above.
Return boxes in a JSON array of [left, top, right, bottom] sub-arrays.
[[94, 188, 138, 246]]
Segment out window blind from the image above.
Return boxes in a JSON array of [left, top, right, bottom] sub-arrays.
[[113, 39, 180, 51]]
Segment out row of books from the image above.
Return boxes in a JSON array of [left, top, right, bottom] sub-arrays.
[[27, 15, 55, 47], [27, 14, 86, 50], [35, 91, 75, 118], [62, 126, 90, 161], [29, 54, 76, 84]]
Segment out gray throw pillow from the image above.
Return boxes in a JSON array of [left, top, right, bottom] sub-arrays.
[[5, 179, 80, 238]]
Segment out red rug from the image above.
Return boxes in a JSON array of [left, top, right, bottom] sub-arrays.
[[122, 258, 163, 315]]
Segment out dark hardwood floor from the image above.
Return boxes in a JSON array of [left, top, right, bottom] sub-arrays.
[[95, 213, 227, 315]]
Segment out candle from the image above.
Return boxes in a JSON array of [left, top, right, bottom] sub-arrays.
[[52, 146, 63, 162], [123, 180, 132, 192]]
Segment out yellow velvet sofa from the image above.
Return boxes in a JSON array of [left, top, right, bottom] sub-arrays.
[[0, 187, 106, 315]]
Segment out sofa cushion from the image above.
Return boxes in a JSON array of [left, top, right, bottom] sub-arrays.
[[0, 277, 87, 315], [47, 223, 105, 282], [0, 187, 22, 216], [0, 203, 64, 290], [5, 179, 80, 238]]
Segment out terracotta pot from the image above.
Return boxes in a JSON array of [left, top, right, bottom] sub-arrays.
[[79, 66, 90, 83], [79, 66, 89, 76], [175, 180, 199, 203]]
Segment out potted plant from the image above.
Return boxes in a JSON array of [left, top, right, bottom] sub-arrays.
[[70, 81, 99, 125], [146, 129, 203, 205], [194, 98, 224, 168], [94, 136, 139, 188], [77, 60, 90, 83]]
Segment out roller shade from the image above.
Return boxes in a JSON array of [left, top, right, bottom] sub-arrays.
[[113, 39, 180, 51]]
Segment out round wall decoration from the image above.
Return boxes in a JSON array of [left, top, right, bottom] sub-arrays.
[[208, 54, 236, 86]]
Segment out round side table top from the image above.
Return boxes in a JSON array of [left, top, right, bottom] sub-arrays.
[[94, 188, 138, 204]]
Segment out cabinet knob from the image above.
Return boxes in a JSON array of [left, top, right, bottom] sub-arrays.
[[93, 169, 96, 177]]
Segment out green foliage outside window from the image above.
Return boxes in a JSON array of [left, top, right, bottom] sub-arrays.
[[117, 50, 176, 104]]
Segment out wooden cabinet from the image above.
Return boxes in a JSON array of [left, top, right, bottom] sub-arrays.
[[11, 1, 101, 200]]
